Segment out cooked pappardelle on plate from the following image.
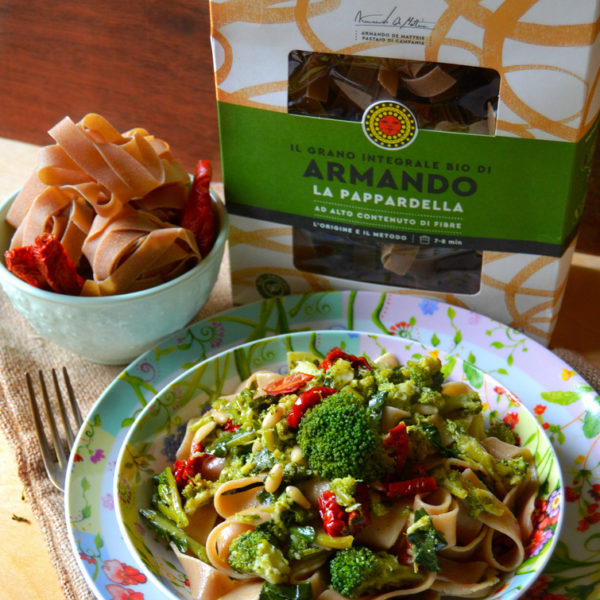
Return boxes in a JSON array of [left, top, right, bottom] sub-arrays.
[[142, 347, 539, 600]]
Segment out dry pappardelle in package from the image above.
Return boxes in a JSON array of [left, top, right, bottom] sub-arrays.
[[209, 1, 600, 344], [4, 113, 217, 296], [142, 348, 545, 600]]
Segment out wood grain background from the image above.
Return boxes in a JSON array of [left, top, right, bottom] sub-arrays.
[[0, 0, 220, 176], [0, 0, 598, 253]]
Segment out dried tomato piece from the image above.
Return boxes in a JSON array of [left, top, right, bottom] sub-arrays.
[[34, 234, 84, 295], [383, 422, 410, 471], [287, 386, 337, 428], [386, 476, 438, 498], [319, 347, 372, 371], [263, 372, 315, 396], [318, 491, 348, 537], [347, 483, 372, 532], [181, 159, 217, 257], [222, 418, 240, 432], [4, 245, 47, 289], [173, 453, 213, 490], [5, 234, 84, 295], [319, 487, 371, 537]]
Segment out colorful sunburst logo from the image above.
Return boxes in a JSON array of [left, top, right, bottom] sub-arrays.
[[362, 100, 418, 149]]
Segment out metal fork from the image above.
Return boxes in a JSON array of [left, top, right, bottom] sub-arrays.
[[26, 368, 83, 491]]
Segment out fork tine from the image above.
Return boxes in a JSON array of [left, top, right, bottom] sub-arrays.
[[52, 369, 75, 447], [62, 367, 83, 428], [26, 373, 62, 489], [38, 370, 67, 470], [27, 368, 82, 492]]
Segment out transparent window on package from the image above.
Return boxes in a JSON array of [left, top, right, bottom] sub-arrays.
[[288, 50, 501, 295]]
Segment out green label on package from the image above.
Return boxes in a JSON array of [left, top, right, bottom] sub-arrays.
[[219, 102, 594, 256]]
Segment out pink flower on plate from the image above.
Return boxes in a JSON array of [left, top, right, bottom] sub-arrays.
[[90, 449, 105, 464], [106, 584, 144, 600], [79, 552, 96, 565], [101, 493, 114, 510], [102, 559, 147, 585], [468, 312, 481, 325]]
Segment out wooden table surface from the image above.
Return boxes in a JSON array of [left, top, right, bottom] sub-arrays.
[[0, 137, 599, 600]]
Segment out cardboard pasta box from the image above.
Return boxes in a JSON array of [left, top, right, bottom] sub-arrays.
[[209, 1, 600, 344]]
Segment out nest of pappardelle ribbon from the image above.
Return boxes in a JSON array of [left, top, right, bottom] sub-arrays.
[[4, 113, 217, 296]]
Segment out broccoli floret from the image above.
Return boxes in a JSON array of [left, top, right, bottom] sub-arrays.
[[406, 424, 438, 462], [348, 372, 378, 400], [496, 456, 529, 488], [407, 419, 457, 463], [287, 525, 321, 560], [446, 420, 525, 495], [297, 392, 394, 482], [441, 390, 483, 416], [254, 491, 314, 541], [373, 365, 405, 385], [270, 492, 311, 532], [180, 475, 218, 514], [414, 387, 445, 409], [329, 476, 359, 508], [324, 358, 357, 388], [438, 469, 504, 519], [227, 528, 290, 584], [401, 356, 444, 391], [377, 380, 418, 410], [329, 546, 422, 598], [282, 460, 312, 484], [212, 387, 271, 432], [487, 421, 517, 445]]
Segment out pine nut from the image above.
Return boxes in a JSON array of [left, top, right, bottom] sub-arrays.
[[211, 410, 229, 425], [290, 445, 304, 463], [285, 485, 311, 509], [192, 421, 216, 445], [374, 352, 400, 368], [265, 463, 283, 493], [262, 405, 284, 429], [252, 439, 263, 453], [442, 381, 472, 397]]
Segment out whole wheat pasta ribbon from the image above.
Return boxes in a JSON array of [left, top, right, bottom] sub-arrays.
[[6, 113, 199, 296], [81, 206, 201, 295], [9, 185, 94, 267], [48, 114, 188, 201]]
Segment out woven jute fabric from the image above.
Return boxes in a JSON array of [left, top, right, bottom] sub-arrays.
[[0, 274, 598, 600], [0, 258, 232, 600]]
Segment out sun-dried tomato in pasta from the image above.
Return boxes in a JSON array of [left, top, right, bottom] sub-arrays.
[[182, 159, 217, 257]]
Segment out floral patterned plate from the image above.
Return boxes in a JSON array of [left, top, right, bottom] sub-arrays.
[[65, 291, 600, 600], [115, 329, 562, 600]]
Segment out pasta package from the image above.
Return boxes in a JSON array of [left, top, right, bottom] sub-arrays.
[[141, 348, 558, 600], [4, 114, 217, 296], [209, 1, 600, 344]]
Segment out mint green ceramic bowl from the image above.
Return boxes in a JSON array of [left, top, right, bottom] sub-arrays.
[[115, 330, 563, 600], [0, 189, 229, 364]]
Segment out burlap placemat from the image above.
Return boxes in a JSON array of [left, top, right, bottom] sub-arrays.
[[0, 275, 598, 600], [0, 256, 232, 600]]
